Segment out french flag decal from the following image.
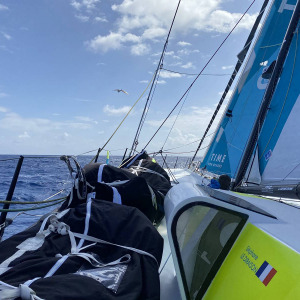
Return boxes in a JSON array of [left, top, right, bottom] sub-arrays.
[[256, 261, 277, 286]]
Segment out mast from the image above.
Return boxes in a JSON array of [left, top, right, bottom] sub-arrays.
[[191, 0, 270, 163], [233, 0, 300, 189]]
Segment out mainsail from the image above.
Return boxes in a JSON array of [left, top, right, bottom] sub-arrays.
[[236, 0, 300, 198], [256, 26, 300, 185], [200, 0, 297, 178]]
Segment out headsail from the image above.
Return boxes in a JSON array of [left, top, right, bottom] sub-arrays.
[[200, 0, 297, 179]]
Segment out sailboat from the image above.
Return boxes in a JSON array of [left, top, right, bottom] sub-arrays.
[[0, 0, 300, 299], [159, 0, 300, 299]]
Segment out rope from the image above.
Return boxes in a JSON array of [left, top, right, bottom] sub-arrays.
[[0, 199, 65, 213], [0, 196, 66, 205], [89, 72, 156, 164], [143, 0, 257, 150]]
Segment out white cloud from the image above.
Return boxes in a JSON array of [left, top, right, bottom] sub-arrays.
[[103, 105, 131, 116], [140, 80, 149, 83], [181, 62, 194, 69], [75, 116, 98, 124], [0, 4, 8, 11], [131, 43, 150, 56], [112, 0, 256, 36], [165, 51, 175, 56], [1, 32, 12, 40], [207, 10, 257, 33], [177, 49, 200, 56], [71, 1, 81, 10], [145, 105, 226, 154], [159, 70, 182, 78], [0, 92, 8, 98], [222, 65, 234, 70], [0, 106, 8, 113], [0, 112, 94, 133], [86, 0, 257, 55], [94, 16, 108, 22], [75, 14, 90, 22], [218, 89, 233, 100], [178, 41, 191, 47], [142, 27, 167, 40], [157, 80, 166, 85], [71, 0, 100, 11], [86, 32, 140, 52], [18, 131, 30, 139]]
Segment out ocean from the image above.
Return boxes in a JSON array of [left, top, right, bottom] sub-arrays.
[[0, 154, 190, 240]]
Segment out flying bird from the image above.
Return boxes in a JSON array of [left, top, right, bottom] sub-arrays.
[[114, 89, 129, 95]]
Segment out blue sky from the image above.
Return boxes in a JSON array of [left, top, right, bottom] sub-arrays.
[[0, 0, 264, 157]]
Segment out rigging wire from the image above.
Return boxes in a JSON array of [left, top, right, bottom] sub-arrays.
[[90, 71, 156, 164], [134, 69, 163, 152], [161, 89, 191, 151], [161, 67, 233, 76], [160, 153, 179, 184], [260, 42, 283, 49], [143, 0, 257, 151], [163, 131, 216, 152], [129, 0, 183, 156]]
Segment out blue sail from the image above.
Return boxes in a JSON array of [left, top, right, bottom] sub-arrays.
[[256, 16, 300, 184], [201, 0, 297, 178]]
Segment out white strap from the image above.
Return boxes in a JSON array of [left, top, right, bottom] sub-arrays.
[[105, 180, 129, 186], [111, 187, 122, 205], [0, 211, 69, 276], [129, 166, 168, 181], [0, 281, 44, 300], [148, 185, 157, 210], [97, 164, 106, 183], [72, 232, 158, 266], [44, 255, 69, 278], [77, 192, 94, 250], [44, 192, 95, 277], [125, 150, 145, 168]]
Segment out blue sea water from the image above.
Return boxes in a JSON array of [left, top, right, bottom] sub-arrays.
[[0, 154, 189, 240]]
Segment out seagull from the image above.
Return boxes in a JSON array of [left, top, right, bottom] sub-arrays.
[[114, 89, 129, 95]]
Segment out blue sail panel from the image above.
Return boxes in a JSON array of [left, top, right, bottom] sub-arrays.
[[201, 0, 297, 178], [257, 22, 300, 183]]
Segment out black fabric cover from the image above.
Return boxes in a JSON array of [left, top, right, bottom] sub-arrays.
[[60, 152, 171, 223], [95, 177, 158, 222], [0, 200, 163, 300]]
